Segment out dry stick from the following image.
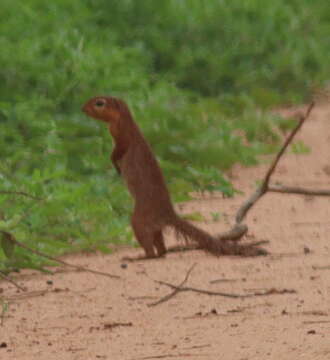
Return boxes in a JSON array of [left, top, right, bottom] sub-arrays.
[[236, 101, 315, 224], [303, 320, 330, 325], [209, 278, 240, 284], [103, 322, 133, 330], [268, 185, 330, 197], [312, 265, 330, 270], [153, 281, 295, 303], [148, 265, 295, 307], [151, 281, 250, 302], [0, 270, 26, 291], [1, 231, 120, 279], [217, 222, 248, 241], [148, 263, 197, 307], [217, 102, 315, 243], [136, 354, 207, 360]]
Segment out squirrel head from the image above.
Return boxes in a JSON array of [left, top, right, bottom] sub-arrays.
[[82, 96, 130, 124]]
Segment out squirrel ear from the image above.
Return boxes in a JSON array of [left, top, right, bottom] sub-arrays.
[[112, 98, 129, 115]]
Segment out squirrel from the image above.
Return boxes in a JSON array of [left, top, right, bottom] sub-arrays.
[[82, 96, 262, 259]]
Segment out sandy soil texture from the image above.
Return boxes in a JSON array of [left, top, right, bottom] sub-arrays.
[[1, 104, 330, 360]]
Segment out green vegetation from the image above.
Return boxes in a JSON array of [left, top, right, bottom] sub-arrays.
[[291, 140, 310, 155], [1, 0, 329, 271]]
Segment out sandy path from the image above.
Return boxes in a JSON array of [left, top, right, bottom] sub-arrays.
[[1, 104, 330, 360]]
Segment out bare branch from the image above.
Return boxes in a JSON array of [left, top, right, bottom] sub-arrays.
[[215, 102, 315, 245], [148, 263, 196, 307], [147, 264, 295, 306], [135, 354, 208, 359], [213, 102, 323, 248], [262, 102, 315, 188], [312, 265, 330, 270], [235, 188, 264, 225], [217, 223, 248, 241], [236, 102, 315, 224], [303, 320, 330, 325], [159, 284, 295, 298], [268, 184, 330, 197]]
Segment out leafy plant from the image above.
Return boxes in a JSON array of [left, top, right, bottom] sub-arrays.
[[1, 0, 329, 272]]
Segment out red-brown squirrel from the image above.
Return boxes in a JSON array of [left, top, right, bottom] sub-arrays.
[[82, 96, 262, 258]]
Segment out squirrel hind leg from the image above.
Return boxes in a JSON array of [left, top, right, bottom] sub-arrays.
[[131, 220, 161, 259], [153, 230, 166, 257]]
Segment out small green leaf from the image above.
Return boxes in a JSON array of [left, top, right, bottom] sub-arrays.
[[211, 212, 221, 222], [291, 141, 310, 154], [182, 212, 205, 222], [1, 232, 15, 258]]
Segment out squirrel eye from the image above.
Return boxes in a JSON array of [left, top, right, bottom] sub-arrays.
[[95, 99, 106, 108]]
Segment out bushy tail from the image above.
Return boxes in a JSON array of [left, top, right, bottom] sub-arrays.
[[170, 215, 267, 256], [170, 215, 222, 255]]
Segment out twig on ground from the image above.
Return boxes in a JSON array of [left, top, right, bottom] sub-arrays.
[[148, 265, 296, 307], [312, 265, 330, 270], [1, 231, 120, 279], [209, 278, 240, 284], [135, 354, 209, 360], [148, 263, 196, 307], [217, 223, 248, 241], [303, 320, 330, 325], [0, 271, 26, 291], [268, 185, 330, 196], [103, 322, 133, 330]]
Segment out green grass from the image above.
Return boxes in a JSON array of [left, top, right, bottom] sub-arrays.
[[1, 0, 329, 272]]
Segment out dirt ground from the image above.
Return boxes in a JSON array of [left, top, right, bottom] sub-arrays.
[[1, 104, 330, 360]]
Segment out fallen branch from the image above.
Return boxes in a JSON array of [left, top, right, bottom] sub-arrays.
[[268, 185, 330, 197], [135, 354, 208, 359], [217, 102, 316, 242], [312, 265, 330, 270], [303, 320, 330, 325], [148, 263, 196, 307], [103, 322, 133, 330], [1, 231, 120, 279], [209, 278, 241, 284], [217, 223, 248, 241], [148, 265, 296, 307], [237, 102, 315, 223]]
